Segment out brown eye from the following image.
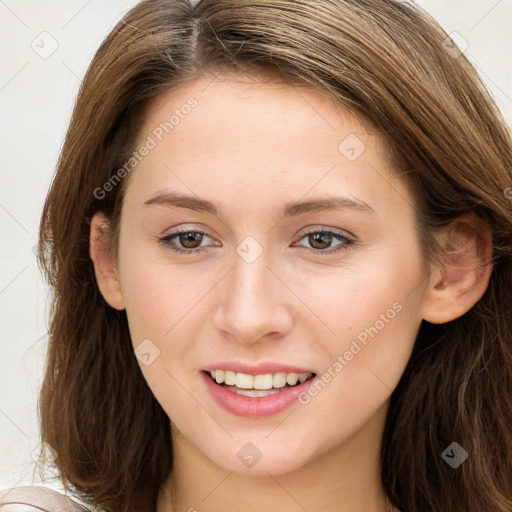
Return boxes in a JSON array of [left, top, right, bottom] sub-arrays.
[[295, 228, 354, 255], [177, 231, 204, 249], [158, 229, 213, 255], [307, 231, 333, 250]]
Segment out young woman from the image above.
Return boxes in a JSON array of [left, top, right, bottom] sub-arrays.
[[1, 0, 511, 511]]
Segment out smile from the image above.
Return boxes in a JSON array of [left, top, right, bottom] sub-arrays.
[[202, 369, 317, 417], [209, 369, 314, 396]]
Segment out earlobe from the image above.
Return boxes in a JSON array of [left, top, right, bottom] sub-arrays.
[[421, 211, 493, 324], [89, 212, 126, 311]]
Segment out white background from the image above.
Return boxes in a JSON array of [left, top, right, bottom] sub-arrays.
[[1, 0, 511, 491]]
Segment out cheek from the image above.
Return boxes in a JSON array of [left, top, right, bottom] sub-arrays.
[[303, 256, 422, 338], [120, 270, 172, 345], [294, 281, 422, 434], [119, 258, 198, 417], [118, 243, 209, 387], [298, 247, 425, 382], [118, 234, 193, 342]]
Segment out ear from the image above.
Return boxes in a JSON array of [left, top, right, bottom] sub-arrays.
[[89, 211, 125, 310], [421, 211, 493, 324]]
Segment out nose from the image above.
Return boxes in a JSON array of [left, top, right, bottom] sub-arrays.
[[213, 250, 294, 344]]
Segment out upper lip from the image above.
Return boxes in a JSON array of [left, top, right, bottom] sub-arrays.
[[202, 362, 315, 375]]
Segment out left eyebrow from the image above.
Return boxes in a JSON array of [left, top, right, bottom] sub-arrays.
[[143, 190, 376, 216], [282, 196, 376, 216]]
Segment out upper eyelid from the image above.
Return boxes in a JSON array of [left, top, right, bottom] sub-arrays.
[[163, 226, 216, 242]]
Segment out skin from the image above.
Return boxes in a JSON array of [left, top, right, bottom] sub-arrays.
[[90, 73, 493, 511]]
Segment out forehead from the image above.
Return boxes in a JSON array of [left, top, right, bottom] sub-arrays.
[[122, 74, 410, 220], [141, 73, 376, 153]]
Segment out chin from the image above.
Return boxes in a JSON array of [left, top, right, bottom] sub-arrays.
[[202, 433, 320, 476]]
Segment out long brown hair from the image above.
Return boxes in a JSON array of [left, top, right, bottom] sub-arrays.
[[34, 1, 512, 511]]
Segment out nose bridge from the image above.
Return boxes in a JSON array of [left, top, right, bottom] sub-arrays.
[[213, 239, 292, 343], [233, 248, 271, 307]]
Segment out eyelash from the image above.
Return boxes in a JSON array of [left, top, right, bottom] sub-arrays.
[[157, 227, 355, 256]]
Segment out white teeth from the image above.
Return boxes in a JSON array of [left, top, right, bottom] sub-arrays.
[[235, 373, 254, 389], [208, 370, 313, 390], [286, 373, 299, 386], [272, 372, 287, 388], [224, 370, 236, 385], [253, 374, 273, 390]]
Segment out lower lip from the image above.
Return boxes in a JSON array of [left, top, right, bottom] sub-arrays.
[[201, 371, 316, 418]]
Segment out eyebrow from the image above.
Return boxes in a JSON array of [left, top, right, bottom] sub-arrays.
[[143, 190, 376, 216]]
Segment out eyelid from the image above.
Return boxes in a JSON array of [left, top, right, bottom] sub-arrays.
[[162, 224, 216, 240], [157, 223, 356, 256], [292, 226, 354, 253], [296, 225, 355, 240], [156, 225, 218, 255], [161, 224, 354, 241]]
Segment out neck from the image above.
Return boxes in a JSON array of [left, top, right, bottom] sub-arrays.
[[157, 401, 393, 512]]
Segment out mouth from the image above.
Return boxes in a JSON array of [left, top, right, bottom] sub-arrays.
[[205, 369, 317, 397], [200, 366, 318, 417]]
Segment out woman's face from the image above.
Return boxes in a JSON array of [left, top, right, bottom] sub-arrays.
[[115, 74, 430, 475]]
